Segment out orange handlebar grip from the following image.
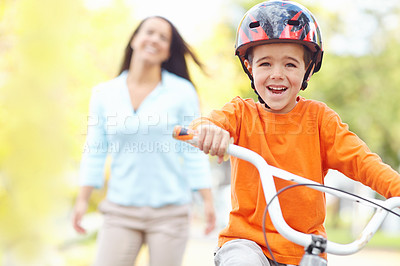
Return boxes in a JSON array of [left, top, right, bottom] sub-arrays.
[[173, 125, 197, 141]]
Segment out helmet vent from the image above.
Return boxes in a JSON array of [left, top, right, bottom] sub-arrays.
[[249, 21, 260, 28], [288, 20, 300, 26]]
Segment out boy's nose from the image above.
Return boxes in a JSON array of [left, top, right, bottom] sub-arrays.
[[270, 67, 284, 79]]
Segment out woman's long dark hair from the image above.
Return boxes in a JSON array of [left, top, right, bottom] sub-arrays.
[[118, 16, 204, 84]]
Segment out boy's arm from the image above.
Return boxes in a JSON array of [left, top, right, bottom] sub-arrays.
[[323, 113, 400, 198]]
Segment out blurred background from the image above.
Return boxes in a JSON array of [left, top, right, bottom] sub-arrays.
[[1, 0, 400, 265]]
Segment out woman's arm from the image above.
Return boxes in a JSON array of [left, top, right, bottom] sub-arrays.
[[72, 186, 94, 234], [198, 188, 216, 235]]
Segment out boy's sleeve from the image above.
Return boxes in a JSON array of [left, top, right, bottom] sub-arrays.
[[79, 86, 108, 189], [190, 96, 243, 143], [322, 111, 400, 198]]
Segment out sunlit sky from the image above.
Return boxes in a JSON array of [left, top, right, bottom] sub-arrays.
[[84, 0, 399, 55], [84, 0, 230, 44], [130, 0, 229, 44]]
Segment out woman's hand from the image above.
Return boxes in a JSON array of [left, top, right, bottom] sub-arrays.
[[199, 188, 216, 235], [71, 186, 94, 234], [72, 198, 89, 234]]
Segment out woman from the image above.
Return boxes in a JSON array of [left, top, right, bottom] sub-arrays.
[[72, 16, 215, 266]]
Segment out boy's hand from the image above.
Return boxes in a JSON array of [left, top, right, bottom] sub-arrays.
[[197, 124, 231, 164]]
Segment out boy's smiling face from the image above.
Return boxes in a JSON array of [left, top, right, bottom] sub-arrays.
[[244, 42, 308, 114]]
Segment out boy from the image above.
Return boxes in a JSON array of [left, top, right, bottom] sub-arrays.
[[190, 1, 400, 265]]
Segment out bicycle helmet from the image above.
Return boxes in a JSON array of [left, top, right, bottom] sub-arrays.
[[235, 0, 323, 95]]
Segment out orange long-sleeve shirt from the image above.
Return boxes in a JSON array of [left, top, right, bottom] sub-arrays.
[[192, 96, 400, 265]]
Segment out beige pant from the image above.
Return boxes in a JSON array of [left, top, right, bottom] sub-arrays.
[[93, 200, 190, 266]]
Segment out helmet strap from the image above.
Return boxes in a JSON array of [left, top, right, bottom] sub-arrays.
[[301, 54, 318, 90], [302, 80, 308, 90], [251, 80, 271, 109], [239, 57, 271, 109]]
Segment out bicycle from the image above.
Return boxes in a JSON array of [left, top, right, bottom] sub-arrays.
[[172, 125, 400, 266]]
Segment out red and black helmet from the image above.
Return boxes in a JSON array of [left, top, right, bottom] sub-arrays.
[[235, 0, 323, 74]]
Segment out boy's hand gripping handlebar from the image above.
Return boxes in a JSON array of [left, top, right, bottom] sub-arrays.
[[173, 126, 400, 261]]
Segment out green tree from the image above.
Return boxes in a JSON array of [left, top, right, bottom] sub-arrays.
[[0, 0, 135, 264], [0, 0, 79, 263], [303, 1, 400, 168]]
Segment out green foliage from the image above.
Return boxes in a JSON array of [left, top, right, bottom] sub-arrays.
[[0, 0, 78, 262], [326, 226, 400, 249], [190, 21, 249, 113], [306, 48, 400, 167], [304, 35, 400, 169], [0, 0, 135, 264]]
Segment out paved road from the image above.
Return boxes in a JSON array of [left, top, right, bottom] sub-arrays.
[[64, 212, 400, 266], [181, 235, 400, 266], [178, 220, 400, 266], [327, 248, 400, 265], [132, 216, 400, 266]]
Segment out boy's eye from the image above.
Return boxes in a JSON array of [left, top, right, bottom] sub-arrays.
[[259, 62, 270, 67], [286, 63, 297, 68]]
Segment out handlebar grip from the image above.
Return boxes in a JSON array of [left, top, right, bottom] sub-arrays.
[[173, 125, 196, 140], [173, 125, 199, 146]]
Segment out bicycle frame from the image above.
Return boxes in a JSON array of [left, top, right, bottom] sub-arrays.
[[227, 144, 400, 255], [172, 126, 400, 264]]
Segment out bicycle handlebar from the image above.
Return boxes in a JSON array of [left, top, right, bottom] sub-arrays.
[[173, 126, 400, 256]]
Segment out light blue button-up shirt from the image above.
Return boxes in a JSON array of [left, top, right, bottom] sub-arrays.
[[79, 70, 211, 207]]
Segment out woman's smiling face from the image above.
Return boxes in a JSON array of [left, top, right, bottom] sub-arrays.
[[131, 17, 172, 66], [245, 42, 307, 114]]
